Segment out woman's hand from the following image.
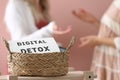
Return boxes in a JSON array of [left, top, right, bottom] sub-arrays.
[[53, 25, 72, 35], [79, 35, 116, 48], [79, 35, 100, 48], [72, 8, 100, 27]]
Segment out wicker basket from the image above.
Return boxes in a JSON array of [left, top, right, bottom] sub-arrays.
[[3, 37, 74, 77]]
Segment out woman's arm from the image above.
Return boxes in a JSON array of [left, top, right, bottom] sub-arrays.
[[79, 36, 116, 48], [97, 37, 115, 48], [72, 8, 100, 28]]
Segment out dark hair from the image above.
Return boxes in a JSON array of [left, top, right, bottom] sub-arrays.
[[39, 0, 49, 12], [39, 0, 51, 21]]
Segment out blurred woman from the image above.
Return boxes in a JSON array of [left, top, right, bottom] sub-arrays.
[[73, 0, 120, 80], [5, 0, 71, 40]]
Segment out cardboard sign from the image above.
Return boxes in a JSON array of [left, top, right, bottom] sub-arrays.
[[8, 38, 60, 54]]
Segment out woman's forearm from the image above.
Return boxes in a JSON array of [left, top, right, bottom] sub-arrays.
[[97, 37, 115, 48]]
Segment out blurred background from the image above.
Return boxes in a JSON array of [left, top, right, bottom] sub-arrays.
[[0, 0, 112, 74]]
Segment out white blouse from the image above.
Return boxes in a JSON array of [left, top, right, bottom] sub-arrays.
[[113, 0, 120, 49], [101, 0, 120, 50], [5, 0, 55, 40]]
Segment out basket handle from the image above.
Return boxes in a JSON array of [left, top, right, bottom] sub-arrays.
[[65, 36, 75, 53], [2, 37, 12, 62], [62, 37, 75, 62]]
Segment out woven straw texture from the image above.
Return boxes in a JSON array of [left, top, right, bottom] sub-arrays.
[[8, 52, 69, 76], [3, 37, 74, 77]]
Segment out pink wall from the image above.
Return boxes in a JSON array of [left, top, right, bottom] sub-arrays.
[[0, 0, 112, 74], [0, 0, 10, 74]]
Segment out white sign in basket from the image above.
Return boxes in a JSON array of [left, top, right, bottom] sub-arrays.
[[8, 38, 60, 54]]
